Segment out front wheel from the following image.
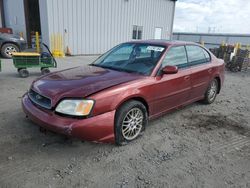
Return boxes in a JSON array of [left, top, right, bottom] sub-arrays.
[[115, 100, 148, 145], [203, 79, 218, 104]]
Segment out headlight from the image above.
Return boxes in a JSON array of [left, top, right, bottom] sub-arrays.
[[55, 99, 94, 116]]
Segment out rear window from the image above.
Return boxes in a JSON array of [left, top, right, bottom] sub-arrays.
[[186, 45, 208, 66]]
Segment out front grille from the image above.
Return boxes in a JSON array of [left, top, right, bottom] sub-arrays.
[[28, 89, 52, 109]]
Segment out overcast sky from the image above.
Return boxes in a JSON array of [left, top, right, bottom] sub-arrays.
[[173, 0, 250, 34]]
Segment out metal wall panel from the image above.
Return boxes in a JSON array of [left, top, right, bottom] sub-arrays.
[[3, 0, 26, 38], [39, 0, 49, 46], [178, 35, 201, 42], [201, 35, 227, 44], [173, 32, 250, 49], [41, 0, 175, 55], [227, 36, 250, 45]]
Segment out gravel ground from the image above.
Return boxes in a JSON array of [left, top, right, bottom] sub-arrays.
[[0, 57, 249, 188]]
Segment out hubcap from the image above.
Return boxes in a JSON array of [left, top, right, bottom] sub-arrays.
[[5, 46, 17, 56], [208, 80, 217, 101], [122, 108, 143, 140]]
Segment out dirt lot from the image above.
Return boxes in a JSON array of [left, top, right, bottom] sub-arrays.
[[0, 57, 249, 188]]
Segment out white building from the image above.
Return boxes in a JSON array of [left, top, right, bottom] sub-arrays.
[[0, 0, 177, 55]]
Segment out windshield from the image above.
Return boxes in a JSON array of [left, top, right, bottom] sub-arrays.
[[92, 43, 166, 75]]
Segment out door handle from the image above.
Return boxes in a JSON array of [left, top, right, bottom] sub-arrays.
[[208, 68, 212, 73], [184, 76, 190, 80]]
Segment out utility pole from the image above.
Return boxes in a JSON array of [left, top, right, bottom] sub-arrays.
[[208, 27, 211, 33]]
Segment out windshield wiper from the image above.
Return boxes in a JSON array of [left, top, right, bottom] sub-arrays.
[[89, 64, 101, 67], [99, 65, 123, 72], [90, 64, 123, 71]]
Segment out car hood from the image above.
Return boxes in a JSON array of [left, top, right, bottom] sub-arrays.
[[32, 65, 144, 107], [0, 33, 21, 40]]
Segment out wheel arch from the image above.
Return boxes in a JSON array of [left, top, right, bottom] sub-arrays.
[[115, 96, 150, 116], [214, 76, 221, 94], [1, 41, 20, 50]]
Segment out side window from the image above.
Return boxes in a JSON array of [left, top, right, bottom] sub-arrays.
[[186, 45, 207, 66], [162, 46, 188, 68], [203, 49, 211, 62]]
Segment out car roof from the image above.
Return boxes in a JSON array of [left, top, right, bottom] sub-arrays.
[[126, 39, 197, 47]]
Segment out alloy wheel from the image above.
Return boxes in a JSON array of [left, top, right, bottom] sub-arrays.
[[121, 108, 143, 140], [5, 46, 17, 56], [208, 80, 217, 101]]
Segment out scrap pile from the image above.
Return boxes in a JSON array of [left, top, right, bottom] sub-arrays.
[[209, 45, 234, 64], [210, 44, 250, 72], [227, 48, 250, 72]]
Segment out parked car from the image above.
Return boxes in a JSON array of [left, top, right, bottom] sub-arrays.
[[22, 40, 225, 145], [0, 33, 26, 58]]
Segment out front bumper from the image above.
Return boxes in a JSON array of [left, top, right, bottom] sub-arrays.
[[22, 94, 115, 143]]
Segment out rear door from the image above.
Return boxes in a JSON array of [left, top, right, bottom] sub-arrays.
[[151, 45, 192, 116], [186, 45, 213, 100]]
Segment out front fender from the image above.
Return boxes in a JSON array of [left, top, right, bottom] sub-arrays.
[[90, 83, 150, 117], [113, 91, 149, 113]]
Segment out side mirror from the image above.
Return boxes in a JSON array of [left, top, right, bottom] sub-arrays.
[[162, 65, 178, 74]]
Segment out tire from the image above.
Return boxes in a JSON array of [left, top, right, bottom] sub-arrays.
[[115, 100, 148, 145], [202, 79, 218, 104], [1, 43, 19, 58], [19, 69, 29, 78], [41, 68, 50, 75]]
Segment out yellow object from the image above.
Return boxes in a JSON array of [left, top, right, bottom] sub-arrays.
[[12, 52, 40, 56], [221, 41, 225, 47], [75, 101, 94, 116], [51, 33, 65, 57], [35, 32, 40, 53], [247, 45, 250, 58], [234, 43, 240, 55], [200, 41, 205, 47]]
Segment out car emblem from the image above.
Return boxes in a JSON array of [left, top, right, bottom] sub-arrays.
[[36, 94, 42, 100]]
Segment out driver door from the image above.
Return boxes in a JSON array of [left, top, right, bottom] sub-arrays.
[[151, 45, 192, 116]]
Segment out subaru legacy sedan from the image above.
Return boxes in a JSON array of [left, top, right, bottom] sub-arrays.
[[22, 40, 224, 145]]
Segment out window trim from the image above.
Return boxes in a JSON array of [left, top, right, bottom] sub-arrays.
[[202, 47, 211, 62], [185, 44, 211, 67]]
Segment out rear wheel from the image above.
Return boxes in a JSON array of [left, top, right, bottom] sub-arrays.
[[18, 68, 29, 78], [1, 43, 19, 58], [203, 79, 218, 104], [115, 100, 148, 145]]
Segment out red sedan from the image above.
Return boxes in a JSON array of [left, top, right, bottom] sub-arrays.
[[22, 40, 225, 145]]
